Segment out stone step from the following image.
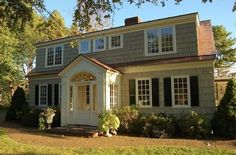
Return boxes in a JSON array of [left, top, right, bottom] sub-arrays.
[[46, 125, 99, 138]]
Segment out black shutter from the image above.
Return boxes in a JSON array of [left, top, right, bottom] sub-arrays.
[[48, 84, 52, 106], [152, 78, 159, 107], [190, 76, 199, 106], [164, 77, 172, 106], [54, 84, 59, 106], [129, 79, 136, 105], [35, 85, 39, 105]]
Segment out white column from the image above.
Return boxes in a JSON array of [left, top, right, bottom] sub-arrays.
[[60, 76, 68, 126]]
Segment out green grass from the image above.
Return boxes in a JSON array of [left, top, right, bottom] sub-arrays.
[[0, 129, 235, 155]]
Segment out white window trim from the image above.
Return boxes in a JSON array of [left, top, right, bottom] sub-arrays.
[[109, 83, 118, 109], [144, 25, 177, 56], [45, 44, 64, 67], [108, 34, 123, 50], [135, 78, 152, 108], [39, 84, 48, 107], [79, 39, 91, 54], [171, 75, 191, 108], [93, 37, 106, 52]]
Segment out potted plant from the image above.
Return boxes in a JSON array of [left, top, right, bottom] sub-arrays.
[[39, 107, 56, 129]]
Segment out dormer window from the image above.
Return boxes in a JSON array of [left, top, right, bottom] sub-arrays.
[[145, 26, 176, 56], [46, 45, 63, 67], [79, 39, 90, 54], [109, 34, 123, 50], [94, 37, 106, 52]]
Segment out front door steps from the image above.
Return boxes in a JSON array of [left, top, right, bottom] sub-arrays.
[[46, 125, 98, 137]]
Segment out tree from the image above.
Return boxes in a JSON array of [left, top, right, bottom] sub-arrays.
[[212, 79, 236, 138], [1, 0, 236, 31], [213, 25, 236, 76]]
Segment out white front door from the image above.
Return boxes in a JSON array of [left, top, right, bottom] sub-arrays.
[[73, 83, 98, 126]]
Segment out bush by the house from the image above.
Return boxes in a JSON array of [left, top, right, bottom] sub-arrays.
[[113, 106, 140, 134], [39, 107, 56, 130], [52, 108, 61, 127], [176, 111, 210, 139], [22, 108, 42, 127], [98, 111, 120, 136], [140, 113, 175, 138], [212, 79, 236, 139], [5, 87, 28, 121]]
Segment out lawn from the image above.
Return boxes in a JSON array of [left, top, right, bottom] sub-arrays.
[[0, 128, 236, 155]]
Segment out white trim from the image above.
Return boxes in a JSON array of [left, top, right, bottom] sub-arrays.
[[39, 84, 48, 107], [108, 34, 123, 50], [171, 75, 191, 108], [135, 78, 152, 108], [144, 25, 177, 56], [45, 44, 64, 67], [79, 39, 91, 54], [93, 37, 106, 52]]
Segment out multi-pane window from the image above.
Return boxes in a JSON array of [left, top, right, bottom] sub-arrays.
[[172, 76, 190, 107], [136, 79, 152, 107], [46, 45, 63, 66], [110, 84, 118, 109], [86, 85, 90, 104], [146, 29, 159, 54], [110, 35, 122, 49], [69, 85, 73, 111], [145, 26, 175, 56], [80, 40, 90, 53], [161, 27, 174, 52], [55, 46, 62, 65], [40, 85, 47, 106], [94, 37, 106, 51]]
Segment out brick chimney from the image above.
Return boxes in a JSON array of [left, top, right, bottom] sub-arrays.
[[124, 16, 142, 26]]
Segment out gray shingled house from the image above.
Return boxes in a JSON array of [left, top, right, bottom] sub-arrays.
[[27, 13, 216, 126]]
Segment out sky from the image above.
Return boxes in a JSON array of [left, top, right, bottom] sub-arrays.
[[45, 0, 236, 38]]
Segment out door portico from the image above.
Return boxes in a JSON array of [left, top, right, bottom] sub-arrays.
[[59, 55, 120, 126]]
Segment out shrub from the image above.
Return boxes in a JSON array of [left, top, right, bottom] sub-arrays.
[[39, 107, 56, 130], [22, 108, 42, 127], [5, 87, 28, 121], [212, 79, 236, 138], [141, 113, 175, 138], [98, 111, 120, 135], [176, 111, 210, 139], [113, 106, 139, 134]]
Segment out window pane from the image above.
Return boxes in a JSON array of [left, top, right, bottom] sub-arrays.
[[161, 27, 174, 52], [95, 38, 105, 51], [147, 29, 159, 54], [47, 48, 54, 66], [55, 46, 62, 65], [40, 85, 47, 105], [173, 77, 189, 106], [137, 79, 151, 106], [110, 84, 118, 109], [80, 40, 89, 53], [111, 35, 121, 48]]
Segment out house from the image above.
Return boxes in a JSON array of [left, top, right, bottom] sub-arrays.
[[27, 12, 216, 126]]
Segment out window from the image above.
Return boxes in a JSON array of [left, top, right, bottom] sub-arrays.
[[110, 84, 118, 109], [46, 45, 63, 67], [94, 37, 106, 51], [145, 26, 176, 56], [172, 76, 190, 107], [136, 78, 152, 107], [109, 35, 123, 49], [79, 40, 90, 53], [69, 85, 73, 111], [39, 85, 47, 106]]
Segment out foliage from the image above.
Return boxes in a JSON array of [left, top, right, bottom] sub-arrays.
[[5, 87, 28, 121], [39, 115, 46, 130], [213, 25, 236, 76], [98, 111, 120, 134], [22, 108, 42, 127], [140, 113, 175, 138], [176, 111, 211, 139], [113, 106, 140, 134], [212, 79, 236, 138]]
